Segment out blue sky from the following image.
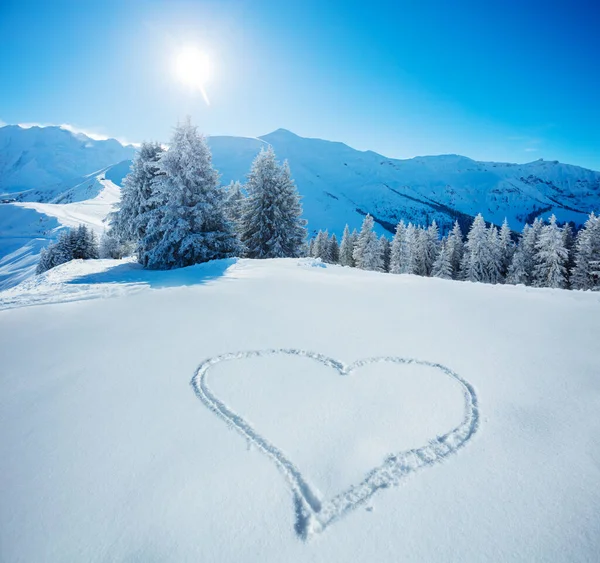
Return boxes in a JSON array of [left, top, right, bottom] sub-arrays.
[[1, 0, 599, 169]]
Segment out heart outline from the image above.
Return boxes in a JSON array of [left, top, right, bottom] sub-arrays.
[[191, 349, 480, 539]]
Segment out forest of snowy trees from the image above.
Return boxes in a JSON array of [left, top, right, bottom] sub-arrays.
[[35, 117, 599, 291], [310, 212, 600, 291], [36, 225, 99, 274], [108, 118, 306, 269]]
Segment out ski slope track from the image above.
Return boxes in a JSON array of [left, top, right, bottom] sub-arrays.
[[192, 348, 480, 539]]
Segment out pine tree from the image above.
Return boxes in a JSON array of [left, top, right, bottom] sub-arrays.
[[142, 118, 238, 269], [405, 223, 418, 274], [498, 218, 514, 281], [353, 214, 383, 271], [379, 235, 391, 272], [389, 220, 406, 274], [571, 212, 600, 290], [462, 214, 493, 283], [533, 214, 568, 288], [506, 224, 531, 285], [100, 230, 132, 259], [312, 230, 329, 261], [329, 233, 340, 264], [308, 237, 315, 258], [486, 225, 502, 284], [239, 147, 307, 258], [561, 222, 576, 285], [111, 141, 164, 249], [224, 180, 244, 229], [446, 220, 464, 279], [339, 224, 355, 267], [432, 238, 453, 279]]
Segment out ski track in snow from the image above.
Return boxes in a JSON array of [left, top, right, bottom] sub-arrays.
[[191, 349, 480, 539]]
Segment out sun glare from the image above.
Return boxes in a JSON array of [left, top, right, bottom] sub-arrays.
[[175, 47, 211, 105]]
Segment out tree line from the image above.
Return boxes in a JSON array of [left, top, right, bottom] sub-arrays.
[[35, 116, 599, 291], [310, 212, 600, 290]]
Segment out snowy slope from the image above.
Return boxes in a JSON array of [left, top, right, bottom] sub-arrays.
[[0, 125, 135, 200], [0, 161, 130, 289], [1, 258, 599, 562]]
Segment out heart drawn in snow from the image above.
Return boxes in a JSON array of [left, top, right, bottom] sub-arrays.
[[191, 349, 480, 539]]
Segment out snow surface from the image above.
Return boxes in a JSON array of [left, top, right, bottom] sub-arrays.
[[0, 162, 130, 289], [1, 258, 600, 562]]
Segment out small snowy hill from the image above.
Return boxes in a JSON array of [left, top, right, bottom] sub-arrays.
[[1, 258, 599, 562], [0, 125, 135, 200]]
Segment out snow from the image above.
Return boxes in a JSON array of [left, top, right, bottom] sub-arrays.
[[1, 258, 600, 562], [15, 177, 120, 235]]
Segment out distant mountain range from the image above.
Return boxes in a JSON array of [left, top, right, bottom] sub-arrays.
[[0, 123, 599, 289]]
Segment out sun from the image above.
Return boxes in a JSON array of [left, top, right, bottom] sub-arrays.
[[175, 47, 211, 105]]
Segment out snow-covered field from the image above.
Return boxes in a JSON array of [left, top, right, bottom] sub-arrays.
[[1, 258, 599, 562]]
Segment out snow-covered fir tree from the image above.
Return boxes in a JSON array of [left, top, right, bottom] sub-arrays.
[[111, 141, 164, 250], [389, 220, 407, 274], [445, 220, 464, 279], [379, 235, 391, 272], [141, 119, 238, 269], [561, 222, 576, 284], [462, 214, 494, 283], [224, 180, 244, 229], [36, 225, 100, 274], [100, 230, 132, 259], [312, 230, 330, 261], [239, 147, 307, 258], [506, 224, 530, 285], [329, 233, 340, 264], [497, 218, 514, 281], [339, 224, 355, 267], [432, 238, 453, 279], [571, 212, 600, 290], [353, 214, 383, 271], [486, 225, 502, 284], [404, 223, 418, 274], [533, 214, 568, 288]]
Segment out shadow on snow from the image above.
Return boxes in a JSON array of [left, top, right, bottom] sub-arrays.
[[67, 257, 238, 289]]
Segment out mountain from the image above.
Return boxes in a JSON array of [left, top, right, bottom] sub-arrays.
[[0, 125, 135, 201], [209, 129, 600, 236], [0, 123, 599, 289]]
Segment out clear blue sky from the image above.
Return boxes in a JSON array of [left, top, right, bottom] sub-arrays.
[[1, 0, 599, 169]]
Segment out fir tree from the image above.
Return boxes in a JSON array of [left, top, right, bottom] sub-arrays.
[[224, 180, 244, 230], [533, 214, 568, 288], [312, 230, 330, 261], [379, 235, 391, 272], [111, 141, 164, 250], [432, 238, 453, 279], [329, 233, 340, 264], [353, 214, 383, 271], [571, 212, 600, 290], [498, 218, 514, 281], [239, 147, 307, 258], [486, 225, 501, 284], [462, 214, 493, 283], [506, 224, 531, 285], [389, 220, 406, 274], [561, 222, 576, 285], [339, 224, 355, 267], [142, 118, 238, 269], [446, 220, 464, 279]]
